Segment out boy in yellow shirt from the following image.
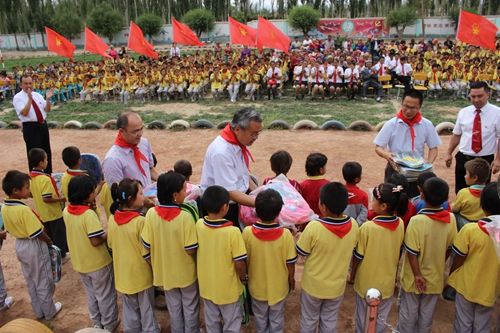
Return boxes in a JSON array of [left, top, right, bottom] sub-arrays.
[[452, 158, 489, 229], [427, 63, 442, 98], [61, 146, 87, 200], [448, 182, 500, 333], [242, 189, 296, 333], [297, 182, 358, 333], [397, 177, 457, 333], [196, 185, 247, 332]]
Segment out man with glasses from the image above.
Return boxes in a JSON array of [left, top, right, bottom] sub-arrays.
[[374, 89, 441, 197], [200, 108, 263, 228]]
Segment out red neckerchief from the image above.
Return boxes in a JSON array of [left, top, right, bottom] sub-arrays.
[[469, 188, 483, 198], [319, 216, 352, 238], [220, 124, 254, 169], [203, 217, 233, 228], [477, 218, 491, 235], [155, 205, 181, 222], [333, 66, 337, 83], [433, 71, 437, 82], [251, 222, 284, 241], [114, 131, 148, 176], [114, 209, 141, 225], [396, 110, 422, 152], [372, 215, 400, 231], [67, 204, 91, 215], [66, 169, 87, 177], [30, 170, 60, 197], [418, 208, 451, 223]]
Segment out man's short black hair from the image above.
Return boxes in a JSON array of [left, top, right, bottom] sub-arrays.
[[255, 189, 284, 222], [202, 185, 230, 214], [469, 81, 490, 92], [417, 171, 437, 188], [402, 89, 424, 107], [28, 148, 47, 170], [342, 162, 362, 184], [480, 182, 500, 215], [422, 177, 449, 207], [173, 160, 193, 179], [62, 146, 81, 169], [270, 150, 293, 175], [116, 111, 139, 129], [2, 170, 30, 196], [320, 182, 348, 215], [305, 152, 327, 176]]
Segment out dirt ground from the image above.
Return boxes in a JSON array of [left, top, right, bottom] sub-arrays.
[[0, 129, 498, 333]]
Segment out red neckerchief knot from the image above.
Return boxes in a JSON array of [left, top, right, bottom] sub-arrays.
[[220, 123, 254, 169], [396, 110, 422, 152], [114, 131, 148, 176]]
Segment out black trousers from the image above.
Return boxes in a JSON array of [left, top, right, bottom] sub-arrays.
[[454, 151, 494, 194], [22, 121, 52, 174], [397, 75, 412, 92], [45, 217, 68, 257]]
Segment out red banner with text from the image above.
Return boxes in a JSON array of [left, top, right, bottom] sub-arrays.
[[317, 18, 389, 37]]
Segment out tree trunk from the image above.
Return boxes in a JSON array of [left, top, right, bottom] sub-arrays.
[[14, 33, 20, 51]]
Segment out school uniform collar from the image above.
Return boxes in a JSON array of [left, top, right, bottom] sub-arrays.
[[155, 205, 181, 222], [251, 222, 284, 241], [30, 169, 49, 176], [318, 215, 351, 225], [318, 215, 353, 238], [66, 168, 87, 176], [307, 175, 326, 180], [203, 217, 233, 228], [417, 207, 451, 223], [477, 217, 494, 235], [3, 198, 26, 206], [372, 215, 400, 231]]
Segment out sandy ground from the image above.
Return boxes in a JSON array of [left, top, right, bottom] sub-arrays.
[[0, 129, 498, 332]]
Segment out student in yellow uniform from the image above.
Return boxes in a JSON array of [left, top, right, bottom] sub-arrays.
[[350, 183, 406, 333], [63, 175, 118, 332], [196, 185, 247, 333], [397, 177, 457, 333], [227, 65, 241, 103], [141, 172, 198, 332], [297, 182, 358, 333], [61, 146, 87, 200], [427, 63, 442, 98], [1, 170, 62, 320], [210, 68, 224, 100], [452, 158, 489, 229], [448, 182, 500, 333], [28, 148, 68, 258], [242, 189, 297, 333], [108, 178, 160, 333]]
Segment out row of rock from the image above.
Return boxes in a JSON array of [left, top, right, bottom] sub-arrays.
[[0, 119, 456, 134]]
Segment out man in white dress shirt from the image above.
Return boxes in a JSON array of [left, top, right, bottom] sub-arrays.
[[445, 81, 500, 193], [170, 42, 180, 57], [13, 74, 54, 174]]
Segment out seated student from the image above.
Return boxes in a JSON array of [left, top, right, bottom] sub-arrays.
[[427, 63, 442, 98], [407, 171, 451, 218], [242, 189, 297, 333], [442, 66, 459, 96], [196, 185, 247, 333], [342, 162, 368, 225], [360, 60, 382, 102], [263, 150, 301, 193], [310, 61, 325, 100], [300, 153, 330, 216], [344, 60, 360, 100], [297, 182, 358, 333], [63, 175, 118, 332], [61, 146, 87, 200], [447, 182, 500, 333], [293, 59, 308, 100], [397, 177, 457, 333], [351, 183, 406, 333], [1, 170, 62, 320], [452, 158, 489, 229]]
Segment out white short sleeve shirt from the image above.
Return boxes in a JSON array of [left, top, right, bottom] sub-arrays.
[[13, 90, 47, 123]]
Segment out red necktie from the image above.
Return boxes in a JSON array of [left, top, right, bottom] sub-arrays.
[[472, 109, 482, 153], [31, 99, 44, 124]]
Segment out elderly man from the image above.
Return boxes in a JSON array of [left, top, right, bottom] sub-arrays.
[[374, 89, 441, 197], [200, 108, 263, 227], [13, 74, 54, 174], [445, 81, 500, 193]]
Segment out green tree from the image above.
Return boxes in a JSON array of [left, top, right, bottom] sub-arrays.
[[387, 5, 417, 36], [53, 6, 84, 41], [288, 5, 320, 36], [137, 13, 162, 40], [87, 3, 123, 43], [182, 8, 215, 38], [449, 7, 478, 28]]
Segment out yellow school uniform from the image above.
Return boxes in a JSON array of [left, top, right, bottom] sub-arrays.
[[108, 212, 153, 294], [452, 186, 485, 221], [427, 71, 442, 84], [297, 217, 358, 299], [242, 223, 297, 305], [61, 169, 87, 200], [29, 171, 63, 222], [210, 73, 223, 90], [63, 207, 112, 274], [1, 199, 44, 239], [196, 218, 247, 305], [400, 210, 457, 294], [141, 206, 197, 291]]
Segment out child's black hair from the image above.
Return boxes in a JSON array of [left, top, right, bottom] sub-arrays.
[[422, 177, 449, 207], [202, 185, 229, 214], [68, 175, 96, 205], [110, 178, 142, 214], [372, 183, 408, 216], [305, 152, 327, 177], [255, 189, 284, 222], [464, 158, 490, 184], [62, 146, 81, 169], [157, 171, 186, 206], [270, 150, 293, 176], [28, 148, 47, 170], [2, 170, 30, 196], [320, 182, 348, 215], [342, 162, 362, 184], [173, 160, 193, 180], [387, 173, 409, 194], [480, 182, 500, 215], [417, 171, 437, 188]]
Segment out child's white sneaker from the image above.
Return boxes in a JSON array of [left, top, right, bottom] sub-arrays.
[[0, 296, 14, 311]]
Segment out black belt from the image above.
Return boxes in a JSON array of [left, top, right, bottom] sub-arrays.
[[457, 151, 494, 160]]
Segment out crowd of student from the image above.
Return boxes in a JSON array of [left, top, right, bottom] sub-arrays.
[[1, 136, 499, 332]]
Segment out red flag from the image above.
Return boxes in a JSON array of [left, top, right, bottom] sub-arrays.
[[127, 21, 159, 59], [45, 27, 76, 59], [172, 18, 204, 46], [456, 10, 498, 51], [84, 27, 111, 59], [229, 16, 257, 47], [256, 17, 291, 54]]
